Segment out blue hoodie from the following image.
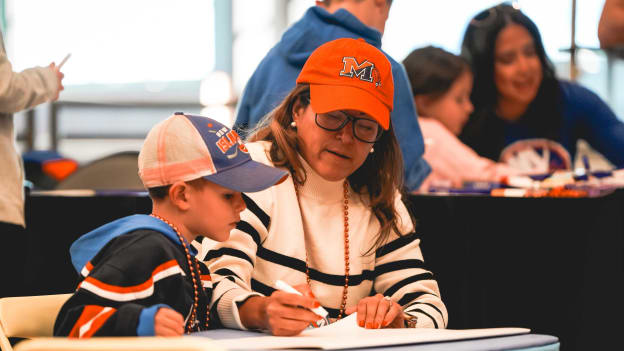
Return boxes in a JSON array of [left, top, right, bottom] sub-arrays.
[[234, 6, 431, 191], [69, 214, 197, 273]]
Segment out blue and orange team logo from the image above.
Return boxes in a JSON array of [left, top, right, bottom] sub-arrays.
[[215, 128, 249, 156], [339, 57, 382, 87]]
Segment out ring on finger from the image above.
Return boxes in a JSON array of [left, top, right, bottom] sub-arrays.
[[383, 296, 392, 303]]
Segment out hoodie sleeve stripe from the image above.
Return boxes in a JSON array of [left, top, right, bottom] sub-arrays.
[[79, 259, 183, 301], [81, 261, 94, 278], [68, 305, 117, 338], [200, 274, 212, 289]]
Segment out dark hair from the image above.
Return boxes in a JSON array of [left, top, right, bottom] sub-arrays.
[[403, 46, 471, 100], [459, 2, 562, 161], [249, 84, 410, 254]]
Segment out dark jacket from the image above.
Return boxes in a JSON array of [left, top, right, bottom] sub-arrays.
[[54, 215, 217, 337]]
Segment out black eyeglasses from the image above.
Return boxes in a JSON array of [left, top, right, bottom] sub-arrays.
[[315, 111, 383, 143]]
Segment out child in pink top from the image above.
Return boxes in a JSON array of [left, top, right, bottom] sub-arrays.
[[403, 46, 520, 191]]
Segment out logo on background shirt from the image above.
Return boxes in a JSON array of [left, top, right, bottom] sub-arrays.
[[499, 139, 571, 172], [339, 57, 381, 87]]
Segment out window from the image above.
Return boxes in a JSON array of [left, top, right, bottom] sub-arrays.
[[5, 0, 215, 85]]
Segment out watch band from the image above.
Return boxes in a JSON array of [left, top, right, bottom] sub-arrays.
[[403, 312, 418, 328]]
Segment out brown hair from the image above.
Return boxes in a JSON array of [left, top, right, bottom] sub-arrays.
[[249, 84, 412, 254], [147, 178, 208, 201], [403, 45, 471, 100]]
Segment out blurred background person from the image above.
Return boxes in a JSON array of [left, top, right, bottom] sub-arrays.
[[234, 0, 431, 192], [459, 3, 624, 171], [404, 46, 523, 191], [598, 0, 624, 50], [0, 27, 64, 298]]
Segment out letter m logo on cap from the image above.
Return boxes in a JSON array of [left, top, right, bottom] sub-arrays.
[[339, 57, 374, 83]]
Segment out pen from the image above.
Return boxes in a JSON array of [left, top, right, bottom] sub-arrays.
[[58, 53, 71, 69], [426, 187, 492, 195], [275, 280, 329, 325]]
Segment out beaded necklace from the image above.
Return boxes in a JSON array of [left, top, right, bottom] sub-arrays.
[[294, 179, 350, 319], [150, 214, 209, 333]]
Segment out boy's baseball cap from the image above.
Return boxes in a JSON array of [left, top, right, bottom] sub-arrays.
[[138, 112, 288, 192], [296, 38, 394, 130]]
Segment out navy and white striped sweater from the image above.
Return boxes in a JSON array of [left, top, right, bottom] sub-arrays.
[[202, 141, 448, 329]]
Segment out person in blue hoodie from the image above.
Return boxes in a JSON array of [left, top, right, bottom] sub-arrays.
[[234, 0, 431, 191], [53, 113, 288, 337]]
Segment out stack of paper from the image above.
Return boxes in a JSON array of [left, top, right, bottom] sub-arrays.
[[211, 314, 530, 350]]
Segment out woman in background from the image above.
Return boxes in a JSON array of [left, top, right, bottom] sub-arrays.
[[460, 3, 624, 170], [403, 46, 521, 190]]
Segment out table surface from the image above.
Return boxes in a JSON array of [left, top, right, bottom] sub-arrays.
[[191, 329, 560, 351]]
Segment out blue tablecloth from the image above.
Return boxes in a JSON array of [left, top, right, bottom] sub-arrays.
[[191, 329, 559, 351]]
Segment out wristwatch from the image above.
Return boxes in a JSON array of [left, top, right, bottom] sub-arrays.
[[403, 312, 418, 328]]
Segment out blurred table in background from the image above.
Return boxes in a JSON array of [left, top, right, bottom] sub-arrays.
[[407, 190, 623, 351], [22, 191, 151, 297], [12, 190, 623, 351]]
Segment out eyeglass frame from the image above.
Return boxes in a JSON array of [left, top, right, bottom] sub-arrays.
[[314, 111, 384, 144]]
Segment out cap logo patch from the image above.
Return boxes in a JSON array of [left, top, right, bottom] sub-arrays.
[[339, 57, 380, 86], [215, 129, 249, 156]]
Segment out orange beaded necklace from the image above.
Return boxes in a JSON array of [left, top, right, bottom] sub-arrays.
[[294, 180, 350, 319], [150, 214, 209, 333]]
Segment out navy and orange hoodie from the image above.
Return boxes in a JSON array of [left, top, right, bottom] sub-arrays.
[[54, 214, 217, 337]]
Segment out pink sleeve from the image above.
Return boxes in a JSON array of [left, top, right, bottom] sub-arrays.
[[418, 118, 520, 189]]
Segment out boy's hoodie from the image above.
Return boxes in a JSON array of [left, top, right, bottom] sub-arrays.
[[54, 215, 216, 337]]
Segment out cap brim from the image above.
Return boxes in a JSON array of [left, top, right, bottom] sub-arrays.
[[310, 84, 390, 130], [203, 159, 289, 193]]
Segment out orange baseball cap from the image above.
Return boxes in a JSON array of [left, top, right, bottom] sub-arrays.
[[296, 38, 394, 130]]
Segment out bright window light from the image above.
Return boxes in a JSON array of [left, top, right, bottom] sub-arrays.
[[5, 0, 215, 85]]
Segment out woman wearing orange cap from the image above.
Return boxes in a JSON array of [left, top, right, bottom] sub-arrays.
[[202, 38, 446, 336]]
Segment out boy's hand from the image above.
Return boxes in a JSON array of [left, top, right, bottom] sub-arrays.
[[154, 307, 185, 336]]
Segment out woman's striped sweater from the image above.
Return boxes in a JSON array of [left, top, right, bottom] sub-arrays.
[[202, 141, 448, 329]]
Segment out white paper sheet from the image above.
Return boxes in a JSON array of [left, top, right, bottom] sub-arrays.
[[211, 315, 530, 350]]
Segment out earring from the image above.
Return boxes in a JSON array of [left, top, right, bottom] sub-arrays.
[[290, 121, 297, 129], [369, 147, 374, 154]]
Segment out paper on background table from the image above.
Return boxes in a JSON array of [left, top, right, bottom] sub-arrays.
[[211, 314, 530, 350]]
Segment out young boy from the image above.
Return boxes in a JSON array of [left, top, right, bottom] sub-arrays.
[[53, 112, 288, 337]]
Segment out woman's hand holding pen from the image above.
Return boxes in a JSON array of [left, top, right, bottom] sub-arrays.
[[264, 283, 324, 335], [239, 284, 324, 336], [345, 293, 404, 329]]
